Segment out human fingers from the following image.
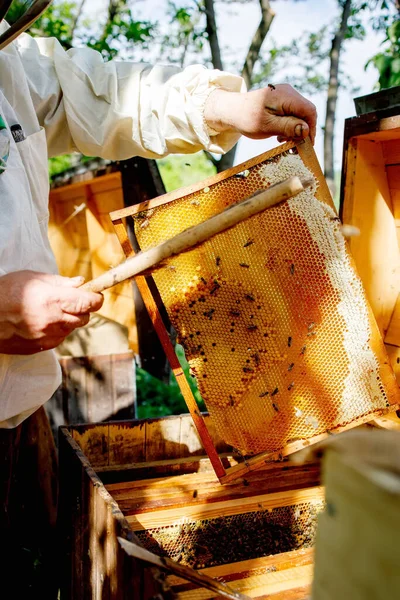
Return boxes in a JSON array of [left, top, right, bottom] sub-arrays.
[[263, 114, 310, 142], [278, 85, 317, 144], [14, 312, 90, 339], [32, 273, 86, 288], [57, 287, 103, 315], [0, 334, 66, 355]]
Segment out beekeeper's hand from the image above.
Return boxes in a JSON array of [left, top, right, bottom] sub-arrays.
[[204, 83, 317, 145], [0, 271, 103, 355]]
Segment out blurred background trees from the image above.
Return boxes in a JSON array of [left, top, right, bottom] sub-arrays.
[[6, 0, 400, 194]]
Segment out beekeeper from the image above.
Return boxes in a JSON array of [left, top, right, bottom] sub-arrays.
[[0, 9, 316, 427]]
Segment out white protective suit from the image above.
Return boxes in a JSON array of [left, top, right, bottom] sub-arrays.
[[0, 22, 244, 427]]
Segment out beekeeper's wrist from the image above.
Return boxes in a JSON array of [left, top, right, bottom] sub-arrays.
[[204, 89, 243, 135]]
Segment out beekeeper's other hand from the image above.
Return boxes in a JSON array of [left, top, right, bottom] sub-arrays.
[[0, 271, 103, 355], [204, 83, 317, 145]]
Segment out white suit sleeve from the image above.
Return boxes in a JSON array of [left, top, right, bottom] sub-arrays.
[[15, 34, 245, 160]]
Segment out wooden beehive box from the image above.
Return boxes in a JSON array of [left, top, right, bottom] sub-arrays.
[[311, 429, 400, 599], [59, 415, 322, 599], [341, 102, 400, 389]]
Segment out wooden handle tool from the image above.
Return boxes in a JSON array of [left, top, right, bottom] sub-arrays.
[[118, 537, 252, 600], [82, 175, 312, 294], [0, 0, 53, 51]]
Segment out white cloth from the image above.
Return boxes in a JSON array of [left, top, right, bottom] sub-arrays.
[[0, 24, 245, 428]]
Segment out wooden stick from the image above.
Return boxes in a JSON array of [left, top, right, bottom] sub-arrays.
[[82, 176, 311, 294], [0, 0, 53, 50], [117, 537, 252, 600]]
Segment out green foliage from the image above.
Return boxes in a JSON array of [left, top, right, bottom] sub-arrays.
[[6, 0, 154, 59], [48, 154, 75, 177], [157, 151, 216, 192], [6, 0, 78, 48], [368, 19, 400, 88], [84, 4, 154, 61], [137, 344, 206, 419]]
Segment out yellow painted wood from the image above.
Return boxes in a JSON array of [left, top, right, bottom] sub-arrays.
[[126, 486, 324, 531], [342, 138, 400, 336], [49, 172, 138, 352]]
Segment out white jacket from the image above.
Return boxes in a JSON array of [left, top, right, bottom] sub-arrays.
[[0, 23, 244, 427]]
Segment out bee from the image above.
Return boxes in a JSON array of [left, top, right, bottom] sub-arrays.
[[245, 294, 255, 302], [271, 387, 279, 396], [290, 264, 295, 275], [140, 218, 150, 229], [272, 402, 279, 412], [288, 363, 295, 372], [244, 239, 254, 248], [288, 336, 292, 347], [240, 263, 250, 268]]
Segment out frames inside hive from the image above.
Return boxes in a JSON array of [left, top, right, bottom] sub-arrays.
[[129, 140, 400, 458]]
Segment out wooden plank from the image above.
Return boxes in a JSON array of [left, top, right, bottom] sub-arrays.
[[72, 424, 110, 468], [57, 354, 136, 426], [382, 139, 400, 165], [390, 189, 400, 220], [386, 164, 400, 190], [61, 357, 89, 423], [134, 274, 226, 478], [312, 447, 400, 600], [126, 486, 324, 531], [59, 427, 169, 599], [85, 355, 113, 423], [99, 456, 237, 485], [384, 293, 400, 346], [111, 353, 136, 419], [108, 421, 146, 466], [105, 464, 320, 514], [144, 416, 183, 461], [109, 142, 296, 220], [385, 343, 400, 382], [341, 137, 400, 336], [172, 564, 313, 599], [220, 404, 400, 485], [118, 538, 251, 600], [168, 548, 314, 587], [0, 408, 59, 598]]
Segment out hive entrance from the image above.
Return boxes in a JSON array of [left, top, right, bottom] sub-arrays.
[[110, 139, 400, 481]]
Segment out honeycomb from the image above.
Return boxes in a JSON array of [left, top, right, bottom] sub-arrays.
[[135, 500, 323, 569], [134, 148, 392, 456]]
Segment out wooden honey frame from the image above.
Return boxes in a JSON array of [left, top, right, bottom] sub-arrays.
[[109, 138, 400, 484]]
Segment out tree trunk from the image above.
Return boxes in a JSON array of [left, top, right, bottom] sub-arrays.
[[100, 0, 125, 44], [70, 0, 87, 39], [204, 0, 224, 71], [241, 0, 275, 90], [324, 0, 352, 197], [205, 0, 274, 173]]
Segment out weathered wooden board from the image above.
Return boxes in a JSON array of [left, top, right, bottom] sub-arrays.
[[47, 353, 136, 434]]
